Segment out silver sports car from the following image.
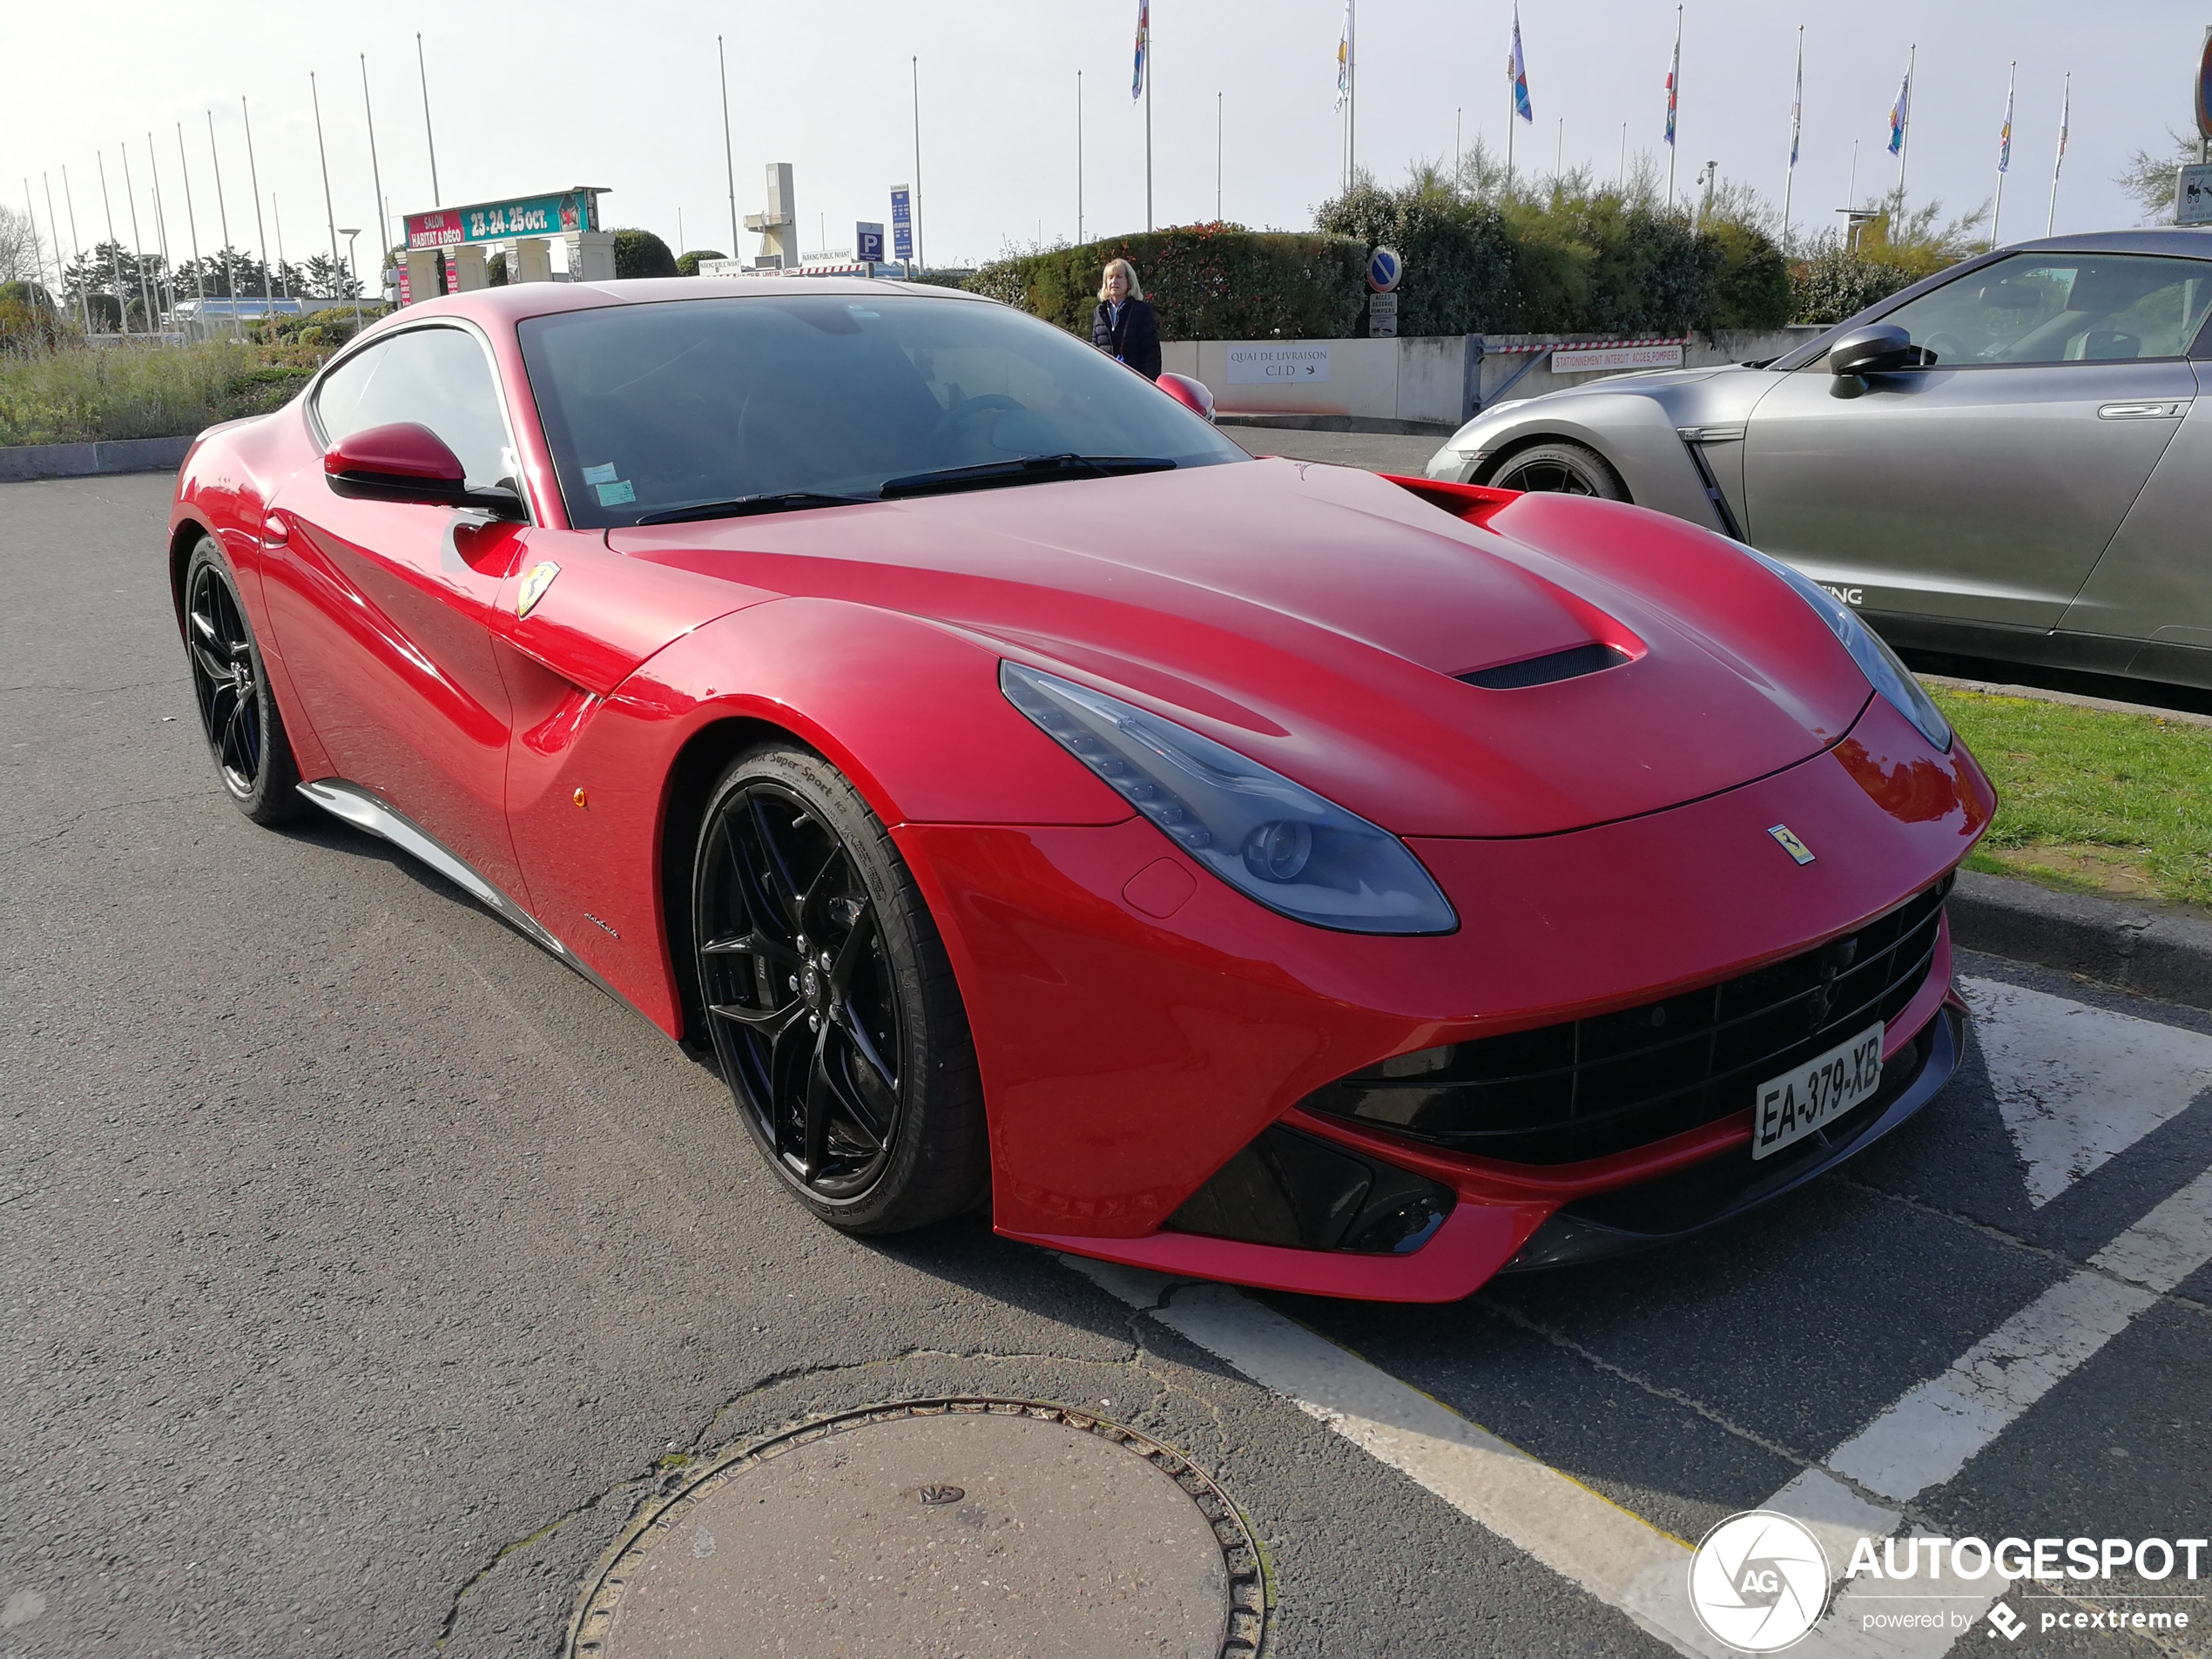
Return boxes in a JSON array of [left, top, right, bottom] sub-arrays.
[[1425, 229, 2212, 691]]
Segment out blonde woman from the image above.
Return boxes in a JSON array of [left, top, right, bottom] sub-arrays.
[[1090, 258, 1162, 380]]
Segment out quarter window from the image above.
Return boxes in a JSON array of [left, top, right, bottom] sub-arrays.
[[314, 327, 517, 489], [1875, 252, 2212, 366]]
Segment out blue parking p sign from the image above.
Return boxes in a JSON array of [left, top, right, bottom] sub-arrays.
[[856, 222, 886, 264]]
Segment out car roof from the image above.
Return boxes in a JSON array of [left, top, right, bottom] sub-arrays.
[[388, 273, 988, 331], [1998, 227, 2212, 260]]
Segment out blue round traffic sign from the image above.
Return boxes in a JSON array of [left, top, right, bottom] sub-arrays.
[[1366, 246, 1402, 293]]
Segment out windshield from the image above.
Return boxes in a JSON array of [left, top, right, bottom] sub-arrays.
[[516, 291, 1246, 527]]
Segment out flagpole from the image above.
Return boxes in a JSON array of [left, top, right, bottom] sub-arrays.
[[1992, 61, 2014, 250], [1216, 91, 1223, 221], [51, 172, 88, 335], [1505, 24, 1514, 196], [1076, 71, 1084, 244], [718, 37, 738, 256], [1667, 6, 1682, 209], [1144, 9, 1154, 233], [1781, 24, 1802, 251], [2046, 72, 2069, 235], [361, 56, 388, 287], [416, 34, 440, 204], [912, 57, 926, 270], [314, 72, 343, 302], [1346, 0, 1355, 188], [242, 98, 272, 311], [118, 146, 156, 334], [173, 127, 204, 324], [1898, 44, 1916, 195]]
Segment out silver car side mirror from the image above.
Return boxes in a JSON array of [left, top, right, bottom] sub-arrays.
[[1828, 323, 1921, 377]]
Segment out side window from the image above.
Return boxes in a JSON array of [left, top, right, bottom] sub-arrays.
[[1877, 253, 2212, 367], [314, 327, 516, 489]]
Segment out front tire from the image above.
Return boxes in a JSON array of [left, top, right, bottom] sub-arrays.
[[1487, 440, 1629, 501], [182, 536, 303, 826], [691, 743, 988, 1234]]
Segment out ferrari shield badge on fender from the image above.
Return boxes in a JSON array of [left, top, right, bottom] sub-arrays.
[[516, 561, 560, 618], [1767, 824, 1816, 865]]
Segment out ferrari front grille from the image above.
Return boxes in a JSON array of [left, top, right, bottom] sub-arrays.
[[1300, 874, 1952, 1165]]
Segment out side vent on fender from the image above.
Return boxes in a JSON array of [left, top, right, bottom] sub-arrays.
[[1459, 642, 1631, 690]]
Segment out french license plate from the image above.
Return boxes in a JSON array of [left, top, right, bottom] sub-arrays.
[[1753, 1022, 1884, 1160]]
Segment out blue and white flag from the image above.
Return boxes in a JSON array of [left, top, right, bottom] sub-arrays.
[[1132, 0, 1149, 100], [1335, 2, 1351, 112], [1888, 68, 1911, 157], [1997, 80, 2014, 173], [1790, 36, 1803, 167], [1663, 35, 1679, 145], [1510, 5, 1533, 124]]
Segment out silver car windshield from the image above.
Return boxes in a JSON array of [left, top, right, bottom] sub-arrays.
[[517, 292, 1247, 527], [1876, 252, 2212, 367]]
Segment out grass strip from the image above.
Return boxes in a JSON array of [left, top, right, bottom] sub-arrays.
[[1930, 685, 2212, 912], [0, 341, 317, 446]]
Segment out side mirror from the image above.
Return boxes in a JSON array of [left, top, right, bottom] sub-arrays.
[[323, 421, 524, 518], [1157, 371, 1217, 422], [1828, 323, 1921, 377]]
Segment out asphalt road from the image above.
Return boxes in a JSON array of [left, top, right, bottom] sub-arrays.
[[3, 471, 2208, 1658]]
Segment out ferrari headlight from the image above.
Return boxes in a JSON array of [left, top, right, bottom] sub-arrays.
[[1000, 662, 1458, 935], [1750, 552, 1952, 752]]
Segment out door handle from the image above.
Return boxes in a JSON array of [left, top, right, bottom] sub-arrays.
[[2097, 401, 2190, 420]]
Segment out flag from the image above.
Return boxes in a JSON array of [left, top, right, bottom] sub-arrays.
[[1997, 82, 2013, 173], [1664, 37, 1680, 145], [1131, 0, 1149, 100], [2055, 77, 2069, 170], [1510, 5, 1533, 124], [1335, 3, 1351, 112], [1888, 69, 1911, 157], [1789, 37, 1802, 167]]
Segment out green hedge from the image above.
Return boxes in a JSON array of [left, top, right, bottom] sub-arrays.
[[966, 226, 1367, 342], [612, 228, 678, 280], [1789, 246, 1918, 325]]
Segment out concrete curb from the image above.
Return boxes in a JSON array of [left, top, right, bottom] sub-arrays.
[[0, 435, 195, 482], [1950, 869, 2212, 1013]]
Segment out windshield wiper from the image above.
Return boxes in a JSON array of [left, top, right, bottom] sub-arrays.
[[633, 491, 872, 526], [877, 453, 1176, 501]]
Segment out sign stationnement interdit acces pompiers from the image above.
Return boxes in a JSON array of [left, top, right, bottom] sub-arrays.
[[405, 189, 603, 250]]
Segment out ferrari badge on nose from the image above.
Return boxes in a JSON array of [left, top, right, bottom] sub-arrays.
[[1767, 824, 1816, 865], [516, 561, 560, 618]]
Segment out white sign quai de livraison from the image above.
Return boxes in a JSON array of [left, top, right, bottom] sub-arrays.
[[1225, 343, 1332, 384], [1550, 343, 1686, 374]]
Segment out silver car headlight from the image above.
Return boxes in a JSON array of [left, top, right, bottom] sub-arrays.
[[1750, 552, 1952, 752], [1000, 662, 1458, 935]]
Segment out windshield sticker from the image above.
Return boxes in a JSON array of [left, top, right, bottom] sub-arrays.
[[581, 462, 619, 486], [595, 479, 637, 506]]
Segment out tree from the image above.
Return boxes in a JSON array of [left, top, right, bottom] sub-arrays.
[[2118, 129, 2202, 223], [0, 204, 48, 283], [294, 251, 362, 300]]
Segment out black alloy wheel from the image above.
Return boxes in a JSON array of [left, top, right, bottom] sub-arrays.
[[692, 744, 987, 1233], [182, 537, 301, 826], [1487, 440, 1629, 501]]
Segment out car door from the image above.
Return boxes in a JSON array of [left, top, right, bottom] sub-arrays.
[[1741, 251, 2209, 630], [263, 322, 533, 899]]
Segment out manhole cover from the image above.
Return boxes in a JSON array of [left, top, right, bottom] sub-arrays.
[[570, 1399, 1265, 1659]]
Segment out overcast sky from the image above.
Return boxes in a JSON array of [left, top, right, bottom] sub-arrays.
[[6, 2, 2201, 279]]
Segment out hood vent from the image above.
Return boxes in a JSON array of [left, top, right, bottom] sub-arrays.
[[1459, 641, 1630, 690]]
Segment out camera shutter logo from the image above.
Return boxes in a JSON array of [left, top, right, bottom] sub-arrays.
[[1688, 1509, 1830, 1652]]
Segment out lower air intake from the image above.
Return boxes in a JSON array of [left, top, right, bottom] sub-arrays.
[[1165, 1123, 1455, 1255]]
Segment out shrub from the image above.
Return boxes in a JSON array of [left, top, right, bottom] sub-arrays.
[[1703, 218, 1795, 330], [966, 225, 1367, 341], [1790, 245, 1917, 325], [676, 249, 728, 277], [0, 340, 317, 445], [0, 297, 72, 355], [611, 228, 678, 280], [1318, 180, 1517, 335]]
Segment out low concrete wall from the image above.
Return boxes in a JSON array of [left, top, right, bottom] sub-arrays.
[[0, 435, 195, 482], [1165, 326, 1824, 433]]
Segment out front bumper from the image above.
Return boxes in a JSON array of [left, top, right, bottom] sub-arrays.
[[895, 694, 1991, 1303]]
